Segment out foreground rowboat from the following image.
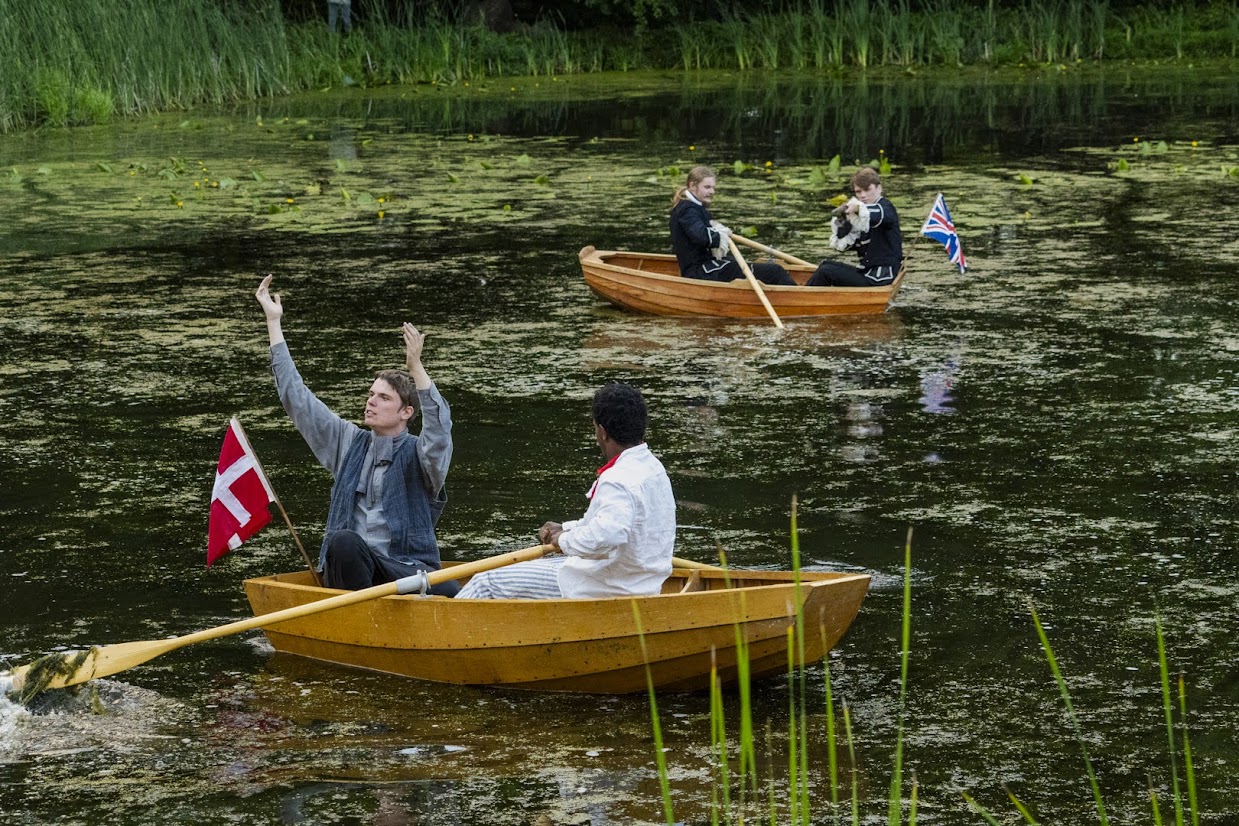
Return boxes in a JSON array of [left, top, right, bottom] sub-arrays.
[[579, 246, 905, 318], [243, 565, 871, 693]]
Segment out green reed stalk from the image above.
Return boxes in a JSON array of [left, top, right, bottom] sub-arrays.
[[887, 527, 913, 826], [710, 659, 731, 825], [766, 721, 778, 826], [1004, 784, 1041, 824], [909, 770, 918, 824], [632, 602, 675, 826], [962, 791, 1006, 825], [1155, 613, 1186, 826], [1178, 675, 1198, 826], [1028, 598, 1110, 825], [1149, 777, 1165, 825], [790, 496, 811, 825], [823, 628, 840, 806], [843, 700, 860, 826], [787, 627, 801, 824]]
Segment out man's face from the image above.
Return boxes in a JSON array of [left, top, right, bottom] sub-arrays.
[[854, 183, 881, 204], [364, 378, 414, 435], [689, 176, 716, 206]]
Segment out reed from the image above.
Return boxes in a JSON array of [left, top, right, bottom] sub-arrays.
[[4, 0, 1239, 131], [639, 513, 1205, 824]]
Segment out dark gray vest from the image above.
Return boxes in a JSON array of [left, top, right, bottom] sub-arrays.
[[318, 430, 446, 570]]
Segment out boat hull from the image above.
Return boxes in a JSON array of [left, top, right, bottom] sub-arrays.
[[243, 566, 870, 693], [579, 246, 903, 318]]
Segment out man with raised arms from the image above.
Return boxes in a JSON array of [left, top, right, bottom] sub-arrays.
[[255, 275, 459, 596]]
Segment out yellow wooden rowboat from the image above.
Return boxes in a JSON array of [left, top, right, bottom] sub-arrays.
[[243, 565, 870, 693], [579, 246, 905, 318]]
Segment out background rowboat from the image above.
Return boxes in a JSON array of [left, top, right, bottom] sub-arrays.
[[244, 565, 870, 693], [579, 246, 904, 318]]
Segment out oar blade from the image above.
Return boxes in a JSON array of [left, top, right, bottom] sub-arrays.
[[7, 639, 179, 702]]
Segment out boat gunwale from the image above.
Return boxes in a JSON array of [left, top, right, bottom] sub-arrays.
[[248, 568, 872, 605], [580, 246, 906, 297]]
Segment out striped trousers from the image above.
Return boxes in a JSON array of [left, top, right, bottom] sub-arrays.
[[455, 556, 566, 599]]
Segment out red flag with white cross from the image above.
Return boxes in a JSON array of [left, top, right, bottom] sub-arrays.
[[207, 417, 276, 566]]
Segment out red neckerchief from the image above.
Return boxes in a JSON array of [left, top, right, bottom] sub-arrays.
[[587, 454, 622, 500]]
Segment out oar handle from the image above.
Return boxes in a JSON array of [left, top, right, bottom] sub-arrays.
[[671, 556, 726, 571], [731, 233, 816, 269], [726, 237, 784, 329]]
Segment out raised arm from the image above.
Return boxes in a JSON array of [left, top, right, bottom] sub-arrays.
[[406, 322, 453, 493], [256, 275, 357, 473], [403, 322, 430, 389], [255, 274, 285, 347]]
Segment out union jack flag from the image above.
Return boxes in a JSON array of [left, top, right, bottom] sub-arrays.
[[920, 194, 967, 274]]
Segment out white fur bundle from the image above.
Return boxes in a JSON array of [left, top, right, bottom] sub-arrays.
[[829, 198, 871, 251]]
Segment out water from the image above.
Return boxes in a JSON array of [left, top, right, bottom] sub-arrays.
[[1, 68, 1237, 824]]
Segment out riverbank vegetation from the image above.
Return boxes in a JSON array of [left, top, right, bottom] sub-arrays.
[[2, 0, 1238, 131]]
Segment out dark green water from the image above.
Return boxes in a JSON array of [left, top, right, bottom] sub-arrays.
[[1, 69, 1237, 824]]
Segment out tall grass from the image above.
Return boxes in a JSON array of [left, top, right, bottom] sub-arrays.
[[2, 0, 1237, 132], [639, 516, 1203, 824]]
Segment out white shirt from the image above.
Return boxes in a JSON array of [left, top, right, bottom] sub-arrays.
[[556, 443, 676, 599]]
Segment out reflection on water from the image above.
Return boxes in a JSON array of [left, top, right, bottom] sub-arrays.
[[1, 68, 1237, 824]]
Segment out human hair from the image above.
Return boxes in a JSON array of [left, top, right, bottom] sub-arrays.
[[672, 165, 718, 206], [851, 167, 881, 191], [374, 369, 419, 412], [592, 382, 648, 447]]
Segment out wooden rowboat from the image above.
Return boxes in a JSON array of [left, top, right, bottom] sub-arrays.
[[243, 565, 870, 693], [579, 246, 905, 318]]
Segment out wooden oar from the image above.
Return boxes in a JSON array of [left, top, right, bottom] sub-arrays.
[[725, 236, 784, 329], [671, 556, 726, 571], [731, 233, 815, 269], [5, 544, 553, 700]]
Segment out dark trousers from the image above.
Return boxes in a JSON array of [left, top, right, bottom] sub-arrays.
[[688, 259, 796, 286], [323, 530, 460, 597], [806, 261, 897, 287]]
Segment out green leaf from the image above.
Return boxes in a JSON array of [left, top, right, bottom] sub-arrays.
[[502, 204, 512, 212], [808, 167, 827, 186], [1116, 158, 1130, 172], [827, 154, 841, 174], [356, 192, 374, 205], [217, 177, 237, 190], [251, 169, 266, 182], [96, 161, 114, 173], [335, 159, 347, 172], [447, 171, 461, 183], [733, 159, 747, 175], [514, 154, 532, 167], [1017, 173, 1035, 185], [339, 187, 351, 201], [879, 157, 892, 175], [742, 226, 758, 236], [533, 174, 550, 185], [479, 161, 492, 170], [36, 166, 51, 176]]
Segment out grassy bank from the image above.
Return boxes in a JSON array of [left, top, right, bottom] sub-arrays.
[[2, 0, 1238, 131]]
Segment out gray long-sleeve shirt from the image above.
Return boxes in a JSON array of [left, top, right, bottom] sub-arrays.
[[270, 341, 452, 558]]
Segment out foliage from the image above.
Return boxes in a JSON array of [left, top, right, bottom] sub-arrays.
[[3, 0, 1239, 131]]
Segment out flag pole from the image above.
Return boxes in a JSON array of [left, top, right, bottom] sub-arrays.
[[231, 418, 323, 586]]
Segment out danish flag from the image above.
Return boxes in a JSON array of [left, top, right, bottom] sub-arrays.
[[207, 418, 275, 566]]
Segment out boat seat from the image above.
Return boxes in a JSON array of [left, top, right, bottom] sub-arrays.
[[678, 570, 705, 593]]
